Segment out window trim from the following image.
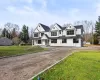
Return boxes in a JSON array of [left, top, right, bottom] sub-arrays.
[[51, 39, 57, 43], [62, 39, 67, 43], [51, 31, 57, 36], [59, 30, 61, 34], [34, 33, 38, 37], [67, 30, 74, 35], [38, 40, 41, 44], [73, 38, 79, 43], [41, 33, 44, 37]]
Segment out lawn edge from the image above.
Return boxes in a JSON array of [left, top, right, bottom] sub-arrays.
[[29, 50, 79, 80], [0, 49, 47, 59]]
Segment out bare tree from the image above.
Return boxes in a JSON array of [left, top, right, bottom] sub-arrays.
[[4, 22, 19, 33], [74, 20, 95, 42]]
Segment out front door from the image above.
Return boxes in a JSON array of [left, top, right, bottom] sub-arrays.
[[45, 40, 49, 45]]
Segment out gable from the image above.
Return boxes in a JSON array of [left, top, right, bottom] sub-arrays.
[[66, 25, 75, 30], [34, 28, 39, 32], [34, 24, 45, 32], [41, 34, 48, 39], [50, 24, 61, 31]]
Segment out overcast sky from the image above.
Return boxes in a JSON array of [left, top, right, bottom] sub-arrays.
[[0, 0, 100, 29]]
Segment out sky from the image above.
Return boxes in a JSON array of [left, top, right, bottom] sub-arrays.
[[0, 0, 100, 29]]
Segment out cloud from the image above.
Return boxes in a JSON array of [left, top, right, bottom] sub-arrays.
[[0, 0, 99, 29]]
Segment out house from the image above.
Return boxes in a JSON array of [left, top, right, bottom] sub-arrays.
[[33, 23, 84, 47], [0, 37, 13, 46]]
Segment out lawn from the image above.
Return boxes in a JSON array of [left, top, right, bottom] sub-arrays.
[[33, 51, 100, 80], [0, 46, 46, 57]]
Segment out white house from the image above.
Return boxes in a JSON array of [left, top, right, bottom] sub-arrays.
[[33, 23, 84, 47]]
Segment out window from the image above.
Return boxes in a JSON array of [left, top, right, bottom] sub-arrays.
[[73, 38, 79, 43], [59, 30, 61, 34], [41, 33, 44, 36], [62, 39, 67, 43], [51, 32, 57, 36], [51, 39, 57, 43], [38, 40, 41, 44], [34, 33, 38, 37], [67, 30, 74, 35]]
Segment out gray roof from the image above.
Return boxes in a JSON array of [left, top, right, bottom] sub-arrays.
[[0, 37, 13, 46], [39, 23, 50, 32], [39, 23, 83, 31], [56, 23, 62, 29], [74, 25, 83, 29]]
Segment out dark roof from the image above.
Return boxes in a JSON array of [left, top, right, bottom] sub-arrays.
[[74, 25, 83, 29], [39, 23, 50, 32], [56, 23, 62, 29], [45, 34, 49, 38], [62, 27, 66, 30]]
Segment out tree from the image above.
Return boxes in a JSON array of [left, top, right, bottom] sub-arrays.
[[12, 37, 20, 45], [4, 22, 19, 33], [4, 22, 19, 39], [74, 20, 95, 43], [1, 28, 7, 37], [95, 16, 100, 36], [11, 28, 17, 38], [90, 33, 99, 44], [20, 25, 29, 43]]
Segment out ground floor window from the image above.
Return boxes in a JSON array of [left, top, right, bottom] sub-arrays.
[[73, 38, 79, 43], [51, 39, 57, 43], [38, 40, 41, 44], [62, 39, 67, 43]]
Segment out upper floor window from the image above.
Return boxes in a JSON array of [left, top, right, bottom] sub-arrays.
[[73, 38, 79, 43], [41, 33, 44, 36], [67, 30, 74, 35], [51, 31, 57, 36], [59, 30, 61, 34], [34, 33, 38, 37]]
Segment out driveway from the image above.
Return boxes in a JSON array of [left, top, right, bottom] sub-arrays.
[[0, 47, 76, 80], [0, 46, 99, 80]]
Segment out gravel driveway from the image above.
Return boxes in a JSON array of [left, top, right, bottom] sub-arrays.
[[0, 46, 100, 80], [0, 47, 76, 80]]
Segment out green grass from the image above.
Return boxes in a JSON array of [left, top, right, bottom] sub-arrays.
[[33, 51, 100, 80], [0, 46, 47, 57]]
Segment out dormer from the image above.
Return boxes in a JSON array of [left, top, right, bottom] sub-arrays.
[[66, 24, 75, 30], [65, 24, 76, 36], [74, 25, 83, 35], [33, 23, 50, 37], [50, 23, 62, 37]]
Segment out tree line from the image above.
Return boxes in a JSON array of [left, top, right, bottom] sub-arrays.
[[0, 17, 100, 45], [0, 23, 31, 45]]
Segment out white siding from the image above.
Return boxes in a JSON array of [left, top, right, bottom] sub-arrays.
[[76, 29, 81, 35], [34, 24, 45, 32], [49, 38, 82, 47]]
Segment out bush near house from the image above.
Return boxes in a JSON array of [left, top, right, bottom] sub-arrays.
[[33, 51, 100, 80]]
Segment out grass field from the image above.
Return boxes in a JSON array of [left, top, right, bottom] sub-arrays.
[[33, 51, 100, 80], [0, 46, 46, 57]]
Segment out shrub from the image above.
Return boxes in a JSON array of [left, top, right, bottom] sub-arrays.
[[12, 37, 20, 45]]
